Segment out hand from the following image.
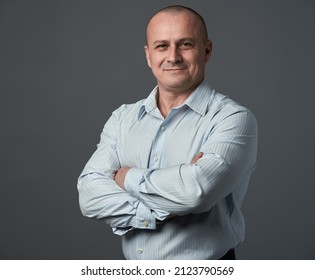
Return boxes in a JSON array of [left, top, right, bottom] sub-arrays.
[[114, 167, 130, 189], [191, 152, 203, 164]]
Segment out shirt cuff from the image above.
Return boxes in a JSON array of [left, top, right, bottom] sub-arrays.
[[152, 209, 171, 221], [112, 201, 156, 235], [124, 168, 146, 198], [133, 201, 156, 230], [112, 227, 133, 236]]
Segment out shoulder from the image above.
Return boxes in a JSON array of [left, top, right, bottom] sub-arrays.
[[111, 98, 146, 120], [207, 90, 257, 133], [210, 90, 254, 116]]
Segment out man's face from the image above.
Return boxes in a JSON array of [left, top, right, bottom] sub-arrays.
[[145, 11, 212, 94]]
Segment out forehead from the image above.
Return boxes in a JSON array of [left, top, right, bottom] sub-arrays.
[[146, 11, 203, 42]]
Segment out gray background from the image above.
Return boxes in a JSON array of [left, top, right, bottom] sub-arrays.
[[1, 0, 314, 259]]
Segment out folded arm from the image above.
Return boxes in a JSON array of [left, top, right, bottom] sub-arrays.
[[77, 108, 165, 235], [78, 106, 257, 232], [119, 110, 258, 215]]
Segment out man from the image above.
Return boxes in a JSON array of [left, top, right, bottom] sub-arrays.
[[77, 5, 258, 260]]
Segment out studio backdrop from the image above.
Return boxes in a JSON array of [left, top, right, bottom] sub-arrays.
[[1, 0, 314, 259]]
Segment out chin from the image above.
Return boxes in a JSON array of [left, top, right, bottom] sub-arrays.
[[163, 78, 192, 89]]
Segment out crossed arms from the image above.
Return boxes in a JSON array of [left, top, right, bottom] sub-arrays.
[[114, 152, 203, 189], [77, 106, 257, 235]]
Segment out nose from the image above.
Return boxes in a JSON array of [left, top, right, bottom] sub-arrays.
[[167, 45, 182, 64]]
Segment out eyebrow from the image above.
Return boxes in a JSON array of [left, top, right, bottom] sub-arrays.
[[152, 38, 195, 45], [152, 40, 168, 45]]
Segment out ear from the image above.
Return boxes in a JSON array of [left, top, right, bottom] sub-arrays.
[[205, 40, 212, 63], [144, 45, 152, 68]]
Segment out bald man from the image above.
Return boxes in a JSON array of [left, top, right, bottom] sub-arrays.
[[78, 5, 258, 260]]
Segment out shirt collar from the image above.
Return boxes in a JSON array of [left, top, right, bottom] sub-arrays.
[[138, 81, 213, 120], [138, 85, 159, 120], [184, 81, 213, 116]]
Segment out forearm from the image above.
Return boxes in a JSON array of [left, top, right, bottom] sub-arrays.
[[124, 110, 258, 215], [77, 106, 162, 233], [125, 156, 230, 215], [78, 172, 136, 222], [78, 171, 159, 234]]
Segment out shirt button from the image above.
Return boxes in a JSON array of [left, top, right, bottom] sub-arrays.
[[138, 248, 144, 254], [153, 156, 159, 162], [161, 126, 166, 131], [144, 221, 149, 227]]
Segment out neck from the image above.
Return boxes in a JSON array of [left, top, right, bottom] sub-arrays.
[[156, 83, 201, 117], [157, 90, 191, 118]]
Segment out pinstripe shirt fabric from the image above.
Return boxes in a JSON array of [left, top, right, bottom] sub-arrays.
[[77, 81, 258, 259]]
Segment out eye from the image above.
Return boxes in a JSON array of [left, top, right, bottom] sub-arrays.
[[155, 44, 168, 50], [179, 41, 194, 49]]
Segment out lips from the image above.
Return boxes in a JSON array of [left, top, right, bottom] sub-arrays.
[[164, 68, 187, 71]]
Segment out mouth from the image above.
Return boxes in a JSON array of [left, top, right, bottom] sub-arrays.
[[164, 68, 187, 71]]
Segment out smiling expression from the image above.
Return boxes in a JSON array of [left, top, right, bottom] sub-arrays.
[[145, 10, 212, 95]]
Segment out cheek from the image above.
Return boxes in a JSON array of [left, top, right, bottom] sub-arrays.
[[190, 55, 205, 72], [147, 55, 158, 69]]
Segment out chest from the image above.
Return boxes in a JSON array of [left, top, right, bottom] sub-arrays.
[[117, 109, 212, 168]]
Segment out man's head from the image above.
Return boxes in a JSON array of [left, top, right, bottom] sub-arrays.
[[145, 5, 212, 95]]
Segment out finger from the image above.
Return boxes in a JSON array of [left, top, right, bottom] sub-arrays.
[[191, 152, 203, 164]]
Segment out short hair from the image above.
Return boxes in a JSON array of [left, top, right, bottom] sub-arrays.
[[146, 5, 209, 43]]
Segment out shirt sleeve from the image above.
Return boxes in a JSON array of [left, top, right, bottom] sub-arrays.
[[124, 109, 258, 215], [77, 107, 157, 234], [125, 168, 171, 221]]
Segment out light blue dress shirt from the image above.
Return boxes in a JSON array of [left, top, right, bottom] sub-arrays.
[[77, 82, 258, 259]]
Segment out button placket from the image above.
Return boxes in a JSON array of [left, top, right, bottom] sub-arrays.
[[149, 122, 167, 168]]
